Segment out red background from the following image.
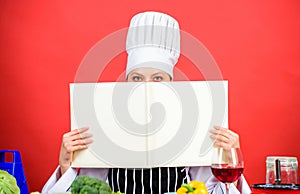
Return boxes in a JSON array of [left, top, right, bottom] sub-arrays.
[[1, 0, 300, 192]]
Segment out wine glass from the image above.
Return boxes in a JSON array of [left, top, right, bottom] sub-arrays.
[[211, 147, 244, 194]]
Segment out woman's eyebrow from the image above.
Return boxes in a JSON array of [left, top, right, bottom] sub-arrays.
[[152, 72, 165, 76], [130, 72, 143, 76]]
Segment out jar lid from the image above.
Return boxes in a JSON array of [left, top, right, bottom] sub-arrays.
[[266, 156, 298, 164]]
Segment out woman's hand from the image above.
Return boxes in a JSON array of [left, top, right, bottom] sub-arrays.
[[209, 126, 240, 149], [59, 127, 93, 175]]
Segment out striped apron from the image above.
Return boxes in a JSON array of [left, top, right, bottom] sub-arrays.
[[108, 167, 189, 194]]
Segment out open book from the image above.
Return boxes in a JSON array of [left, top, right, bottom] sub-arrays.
[[70, 81, 228, 168]]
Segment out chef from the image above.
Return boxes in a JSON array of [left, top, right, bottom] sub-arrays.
[[42, 11, 251, 194]]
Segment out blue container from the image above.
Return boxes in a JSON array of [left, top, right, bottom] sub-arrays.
[[0, 150, 29, 194]]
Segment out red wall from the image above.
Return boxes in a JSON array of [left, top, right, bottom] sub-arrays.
[[1, 0, 299, 192]]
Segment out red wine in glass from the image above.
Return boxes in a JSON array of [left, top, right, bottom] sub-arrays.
[[211, 148, 244, 194], [211, 166, 244, 183]]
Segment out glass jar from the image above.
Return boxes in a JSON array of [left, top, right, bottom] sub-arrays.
[[266, 156, 298, 184]]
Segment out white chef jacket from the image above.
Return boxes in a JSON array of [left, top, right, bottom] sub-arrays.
[[42, 166, 251, 193]]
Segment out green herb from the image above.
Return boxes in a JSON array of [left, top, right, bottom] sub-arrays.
[[0, 170, 20, 194]]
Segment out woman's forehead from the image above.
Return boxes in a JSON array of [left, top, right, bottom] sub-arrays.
[[129, 67, 168, 75]]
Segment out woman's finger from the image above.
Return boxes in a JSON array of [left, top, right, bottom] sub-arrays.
[[63, 127, 89, 138], [70, 138, 93, 146], [65, 144, 89, 152], [79, 132, 93, 139], [63, 127, 93, 141], [63, 138, 91, 152], [210, 134, 230, 143], [214, 141, 232, 150], [65, 133, 93, 142]]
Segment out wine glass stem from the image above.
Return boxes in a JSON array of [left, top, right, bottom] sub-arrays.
[[225, 183, 229, 194]]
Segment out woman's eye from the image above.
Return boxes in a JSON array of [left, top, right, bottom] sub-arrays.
[[133, 76, 142, 81], [153, 76, 163, 81]]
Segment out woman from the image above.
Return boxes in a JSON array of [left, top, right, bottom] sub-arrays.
[[42, 11, 251, 194]]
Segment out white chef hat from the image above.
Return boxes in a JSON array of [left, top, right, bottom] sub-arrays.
[[125, 11, 180, 78]]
